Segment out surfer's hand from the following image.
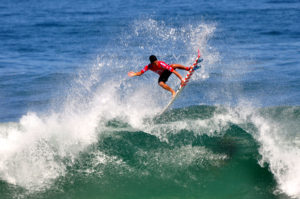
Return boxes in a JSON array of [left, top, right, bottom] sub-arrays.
[[128, 71, 136, 77]]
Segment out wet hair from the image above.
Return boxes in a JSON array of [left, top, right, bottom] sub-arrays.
[[149, 55, 157, 63]]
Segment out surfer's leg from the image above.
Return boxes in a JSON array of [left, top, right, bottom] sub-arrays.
[[170, 64, 190, 71], [158, 70, 175, 97], [159, 81, 176, 97]]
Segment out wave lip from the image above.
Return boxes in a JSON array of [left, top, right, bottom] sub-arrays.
[[253, 106, 300, 198]]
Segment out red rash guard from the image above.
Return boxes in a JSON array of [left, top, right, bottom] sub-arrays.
[[140, 61, 174, 75]]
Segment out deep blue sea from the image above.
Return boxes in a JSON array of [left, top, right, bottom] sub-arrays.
[[0, 0, 300, 199]]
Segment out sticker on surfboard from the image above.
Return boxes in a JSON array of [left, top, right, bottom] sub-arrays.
[[159, 50, 203, 115]]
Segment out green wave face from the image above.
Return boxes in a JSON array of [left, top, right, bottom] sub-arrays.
[[3, 105, 298, 199]]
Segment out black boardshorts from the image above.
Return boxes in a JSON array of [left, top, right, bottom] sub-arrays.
[[158, 70, 172, 83]]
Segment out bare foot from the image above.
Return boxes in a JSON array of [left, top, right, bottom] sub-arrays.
[[172, 91, 176, 98]]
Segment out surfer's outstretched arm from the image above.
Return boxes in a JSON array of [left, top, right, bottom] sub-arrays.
[[128, 71, 142, 77], [128, 64, 149, 77], [170, 64, 190, 71]]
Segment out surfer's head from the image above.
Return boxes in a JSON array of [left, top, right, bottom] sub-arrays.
[[149, 55, 157, 63]]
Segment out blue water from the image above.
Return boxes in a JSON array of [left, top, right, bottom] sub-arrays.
[[0, 0, 300, 199]]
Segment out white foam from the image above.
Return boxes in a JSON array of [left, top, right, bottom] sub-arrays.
[[0, 108, 100, 192], [250, 111, 300, 198]]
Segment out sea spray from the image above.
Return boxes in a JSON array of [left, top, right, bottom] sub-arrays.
[[0, 19, 218, 194]]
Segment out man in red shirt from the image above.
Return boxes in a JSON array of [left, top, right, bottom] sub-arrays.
[[128, 55, 191, 97]]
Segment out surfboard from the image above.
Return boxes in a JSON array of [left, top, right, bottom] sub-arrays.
[[159, 50, 203, 115]]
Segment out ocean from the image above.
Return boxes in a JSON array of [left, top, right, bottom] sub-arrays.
[[0, 0, 299, 198]]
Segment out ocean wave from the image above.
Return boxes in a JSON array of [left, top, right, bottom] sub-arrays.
[[0, 105, 298, 199]]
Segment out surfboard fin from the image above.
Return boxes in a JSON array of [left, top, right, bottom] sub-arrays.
[[197, 58, 203, 64], [193, 58, 203, 70], [194, 65, 201, 70]]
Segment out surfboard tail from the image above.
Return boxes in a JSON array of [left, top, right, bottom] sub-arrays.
[[181, 50, 203, 87]]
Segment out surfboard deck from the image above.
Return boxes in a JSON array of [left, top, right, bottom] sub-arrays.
[[159, 50, 203, 115]]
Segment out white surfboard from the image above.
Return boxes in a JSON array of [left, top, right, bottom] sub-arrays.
[[159, 50, 203, 115]]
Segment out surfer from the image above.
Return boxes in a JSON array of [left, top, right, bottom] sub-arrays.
[[128, 55, 192, 98]]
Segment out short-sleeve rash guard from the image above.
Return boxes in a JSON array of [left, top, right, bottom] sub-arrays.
[[140, 61, 174, 75]]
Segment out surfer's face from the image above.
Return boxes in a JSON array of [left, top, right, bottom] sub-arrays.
[[151, 60, 158, 66]]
